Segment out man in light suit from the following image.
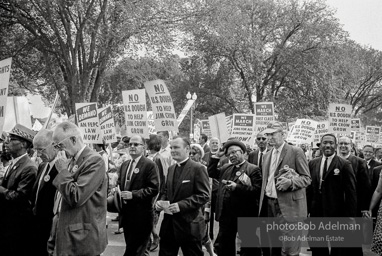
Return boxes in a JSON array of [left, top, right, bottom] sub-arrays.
[[259, 121, 311, 256], [0, 124, 37, 256], [52, 122, 108, 256], [307, 134, 357, 256], [248, 132, 268, 169], [119, 135, 159, 256], [156, 137, 210, 256], [32, 129, 59, 256]]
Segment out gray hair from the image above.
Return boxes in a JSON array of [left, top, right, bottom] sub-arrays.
[[33, 129, 54, 146], [54, 122, 83, 142]]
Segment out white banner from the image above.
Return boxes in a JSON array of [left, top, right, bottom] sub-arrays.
[[313, 121, 329, 145], [209, 113, 230, 143], [351, 119, 361, 132], [328, 103, 352, 135], [201, 120, 212, 138], [287, 119, 318, 144], [144, 79, 178, 132], [0, 58, 12, 134], [230, 114, 256, 146], [254, 102, 275, 134], [177, 99, 195, 127], [147, 111, 156, 134], [122, 89, 149, 138], [98, 106, 116, 144], [75, 102, 102, 143]]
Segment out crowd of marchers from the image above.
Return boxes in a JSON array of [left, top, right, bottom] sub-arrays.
[[2, 121, 382, 256]]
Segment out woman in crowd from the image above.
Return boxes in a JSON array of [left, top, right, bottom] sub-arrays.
[[190, 143, 217, 256]]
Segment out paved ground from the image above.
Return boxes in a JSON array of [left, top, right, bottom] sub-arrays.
[[102, 212, 377, 256]]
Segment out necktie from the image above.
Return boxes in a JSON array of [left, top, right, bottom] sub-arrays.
[[124, 159, 135, 190], [3, 161, 14, 181], [320, 157, 328, 190], [259, 152, 263, 169]]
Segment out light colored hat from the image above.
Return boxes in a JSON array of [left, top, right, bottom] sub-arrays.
[[191, 144, 205, 159]]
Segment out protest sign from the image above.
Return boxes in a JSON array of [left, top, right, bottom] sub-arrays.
[[200, 120, 212, 138], [147, 111, 156, 134], [351, 119, 361, 132], [0, 58, 12, 134], [366, 126, 380, 144], [313, 121, 329, 145], [254, 102, 274, 134], [177, 99, 195, 127], [230, 114, 256, 145], [209, 113, 230, 143], [98, 106, 116, 143], [144, 80, 178, 132], [75, 103, 102, 143], [287, 119, 318, 144], [328, 103, 352, 135], [122, 89, 149, 138]]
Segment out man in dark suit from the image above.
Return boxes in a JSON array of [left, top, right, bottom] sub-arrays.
[[199, 133, 211, 155], [338, 136, 369, 255], [32, 129, 59, 256], [0, 124, 37, 256], [307, 134, 357, 256], [119, 134, 159, 256], [363, 145, 382, 198], [259, 121, 311, 256], [156, 137, 210, 256], [248, 132, 268, 169], [208, 140, 262, 256], [52, 122, 108, 256]]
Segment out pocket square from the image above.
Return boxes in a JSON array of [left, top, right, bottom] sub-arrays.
[[182, 180, 190, 183]]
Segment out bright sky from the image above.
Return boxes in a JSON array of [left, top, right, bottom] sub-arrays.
[[326, 0, 382, 51]]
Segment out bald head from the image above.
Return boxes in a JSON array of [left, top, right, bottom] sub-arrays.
[[52, 122, 84, 157], [209, 137, 220, 152], [338, 136, 352, 157], [33, 129, 58, 162]]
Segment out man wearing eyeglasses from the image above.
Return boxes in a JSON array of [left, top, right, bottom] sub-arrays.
[[0, 124, 37, 256], [208, 139, 262, 256], [31, 129, 59, 256], [118, 134, 159, 256], [259, 121, 311, 256], [248, 133, 268, 169], [51, 122, 108, 256]]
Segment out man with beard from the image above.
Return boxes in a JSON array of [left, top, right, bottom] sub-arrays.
[[0, 124, 37, 256], [31, 129, 59, 256], [248, 133, 268, 169], [307, 134, 357, 256], [208, 140, 262, 256], [259, 121, 311, 256], [156, 137, 210, 256]]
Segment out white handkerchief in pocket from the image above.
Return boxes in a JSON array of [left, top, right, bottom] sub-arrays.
[[182, 180, 190, 184]]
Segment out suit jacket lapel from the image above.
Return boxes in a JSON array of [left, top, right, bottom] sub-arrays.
[[315, 157, 322, 186], [232, 162, 247, 183], [129, 156, 144, 188], [167, 165, 175, 201], [121, 160, 131, 191], [173, 160, 191, 199], [277, 144, 288, 169], [324, 155, 337, 180], [33, 162, 47, 193]]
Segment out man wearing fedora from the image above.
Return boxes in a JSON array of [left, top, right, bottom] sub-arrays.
[[118, 134, 159, 256], [0, 124, 38, 256], [208, 140, 262, 256], [259, 121, 311, 256]]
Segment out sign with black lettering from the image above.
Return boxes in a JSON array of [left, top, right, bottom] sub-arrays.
[[98, 106, 116, 143], [144, 80, 178, 132], [351, 119, 361, 132], [328, 103, 352, 135], [230, 114, 256, 145], [122, 89, 149, 138], [366, 126, 380, 143], [0, 57, 12, 134], [287, 119, 318, 144], [254, 102, 274, 135], [75, 103, 102, 143]]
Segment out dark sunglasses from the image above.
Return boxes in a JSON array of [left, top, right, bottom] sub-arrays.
[[128, 143, 143, 147], [257, 137, 267, 141]]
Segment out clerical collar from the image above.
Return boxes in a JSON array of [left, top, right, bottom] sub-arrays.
[[235, 160, 245, 168], [176, 157, 189, 167]]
